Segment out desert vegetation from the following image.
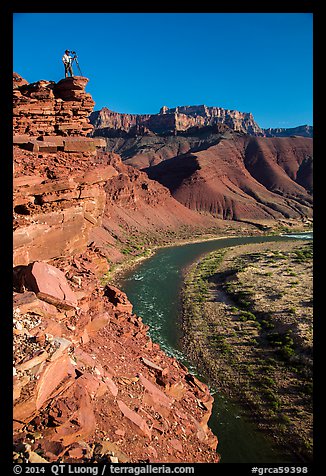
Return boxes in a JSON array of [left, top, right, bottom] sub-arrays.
[[181, 240, 313, 462]]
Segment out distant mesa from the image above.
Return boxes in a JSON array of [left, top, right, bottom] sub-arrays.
[[263, 125, 313, 138], [90, 104, 313, 139], [90, 104, 264, 137]]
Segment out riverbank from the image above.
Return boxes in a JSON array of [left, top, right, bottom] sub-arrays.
[[181, 240, 313, 462], [103, 219, 312, 286], [105, 231, 249, 285]]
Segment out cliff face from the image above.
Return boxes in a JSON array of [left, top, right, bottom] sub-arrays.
[[12, 74, 220, 464], [263, 125, 313, 138], [90, 103, 264, 137], [160, 104, 264, 135], [91, 105, 313, 139]]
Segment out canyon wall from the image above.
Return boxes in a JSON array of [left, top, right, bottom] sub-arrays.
[[12, 73, 220, 464], [92, 126, 313, 224], [89, 101, 313, 225]]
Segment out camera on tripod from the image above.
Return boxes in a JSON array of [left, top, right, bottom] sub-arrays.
[[67, 50, 83, 75]]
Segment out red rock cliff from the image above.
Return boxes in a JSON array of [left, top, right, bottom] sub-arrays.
[[90, 103, 264, 136], [13, 74, 95, 137], [12, 74, 220, 464]]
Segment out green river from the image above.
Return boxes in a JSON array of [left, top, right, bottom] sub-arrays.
[[117, 232, 312, 463]]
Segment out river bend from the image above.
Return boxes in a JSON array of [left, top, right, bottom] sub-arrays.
[[117, 233, 312, 463]]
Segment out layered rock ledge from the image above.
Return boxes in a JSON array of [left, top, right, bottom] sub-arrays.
[[13, 73, 95, 137], [12, 73, 220, 463]]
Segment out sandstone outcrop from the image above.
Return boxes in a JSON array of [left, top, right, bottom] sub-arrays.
[[13, 72, 29, 89], [160, 104, 264, 135], [12, 73, 220, 464], [90, 104, 313, 224], [13, 74, 95, 137], [91, 105, 312, 139], [13, 150, 117, 266]]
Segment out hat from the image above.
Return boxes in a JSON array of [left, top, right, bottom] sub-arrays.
[[65, 50, 69, 53]]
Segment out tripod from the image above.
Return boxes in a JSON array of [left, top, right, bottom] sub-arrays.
[[72, 53, 83, 76]]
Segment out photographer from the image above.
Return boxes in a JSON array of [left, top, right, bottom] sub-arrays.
[[62, 49, 74, 78]]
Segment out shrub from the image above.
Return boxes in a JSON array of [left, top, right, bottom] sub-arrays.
[[279, 414, 291, 425], [239, 310, 257, 321], [261, 319, 275, 330], [262, 376, 276, 387]]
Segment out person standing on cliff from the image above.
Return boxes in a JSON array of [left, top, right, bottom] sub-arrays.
[[62, 50, 74, 78]]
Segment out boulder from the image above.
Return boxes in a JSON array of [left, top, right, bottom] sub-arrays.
[[104, 284, 133, 314], [117, 400, 151, 440], [19, 261, 78, 310], [63, 137, 96, 153]]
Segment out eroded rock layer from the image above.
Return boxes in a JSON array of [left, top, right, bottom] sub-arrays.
[[13, 74, 94, 137], [12, 74, 220, 463], [90, 103, 264, 137], [141, 134, 313, 222]]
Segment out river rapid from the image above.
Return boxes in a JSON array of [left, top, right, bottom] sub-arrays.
[[117, 232, 312, 463]]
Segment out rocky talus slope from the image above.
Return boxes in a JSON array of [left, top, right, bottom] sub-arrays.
[[144, 134, 313, 222], [13, 74, 220, 463]]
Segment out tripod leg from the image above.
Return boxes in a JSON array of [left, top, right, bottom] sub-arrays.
[[74, 58, 83, 76]]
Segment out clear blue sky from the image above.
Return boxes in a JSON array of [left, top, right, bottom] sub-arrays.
[[13, 13, 313, 128]]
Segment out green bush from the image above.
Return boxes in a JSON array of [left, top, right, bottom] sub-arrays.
[[279, 414, 291, 425], [261, 319, 275, 330], [239, 310, 257, 321], [262, 376, 276, 387]]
